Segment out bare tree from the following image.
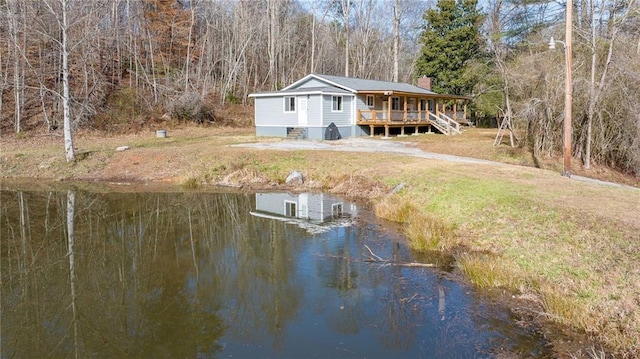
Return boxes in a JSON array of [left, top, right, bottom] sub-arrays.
[[6, 0, 24, 133], [582, 0, 637, 168], [393, 0, 400, 82], [40, 0, 76, 161]]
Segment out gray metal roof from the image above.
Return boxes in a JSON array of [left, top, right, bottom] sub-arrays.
[[248, 85, 352, 97], [250, 73, 469, 99], [310, 74, 437, 95], [278, 86, 352, 94]]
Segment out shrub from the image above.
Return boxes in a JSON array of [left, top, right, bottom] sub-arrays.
[[168, 92, 215, 124]]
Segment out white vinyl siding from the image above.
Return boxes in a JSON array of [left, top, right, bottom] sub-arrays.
[[295, 78, 327, 88], [322, 95, 352, 126], [254, 96, 298, 126]]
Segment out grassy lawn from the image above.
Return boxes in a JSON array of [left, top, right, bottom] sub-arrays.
[[2, 126, 639, 356]]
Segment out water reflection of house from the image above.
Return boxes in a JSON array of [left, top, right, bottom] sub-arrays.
[[250, 192, 357, 230]]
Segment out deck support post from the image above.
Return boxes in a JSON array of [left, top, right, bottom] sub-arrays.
[[463, 102, 468, 123], [403, 97, 407, 121], [369, 125, 374, 137], [453, 102, 458, 121], [384, 125, 389, 138]]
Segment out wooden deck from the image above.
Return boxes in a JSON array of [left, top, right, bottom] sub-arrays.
[[357, 109, 463, 137]]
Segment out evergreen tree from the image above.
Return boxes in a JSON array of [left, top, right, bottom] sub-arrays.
[[415, 0, 484, 95]]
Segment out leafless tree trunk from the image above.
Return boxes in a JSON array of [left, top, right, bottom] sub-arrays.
[[584, 0, 634, 168], [268, 0, 278, 89], [7, 0, 23, 133], [184, 1, 196, 92], [341, 0, 351, 77], [60, 0, 75, 162], [393, 0, 400, 82]]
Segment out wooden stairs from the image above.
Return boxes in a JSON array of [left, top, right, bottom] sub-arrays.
[[428, 112, 462, 135]]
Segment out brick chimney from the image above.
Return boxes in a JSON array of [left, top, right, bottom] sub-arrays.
[[417, 76, 432, 90]]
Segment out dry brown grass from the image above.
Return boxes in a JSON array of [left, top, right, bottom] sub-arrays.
[[456, 252, 528, 289], [374, 199, 458, 251]]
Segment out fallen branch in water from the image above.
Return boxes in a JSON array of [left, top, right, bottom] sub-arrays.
[[363, 259, 435, 267], [363, 244, 435, 267], [364, 244, 386, 262], [316, 253, 436, 268]]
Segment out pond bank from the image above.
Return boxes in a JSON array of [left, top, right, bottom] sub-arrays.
[[2, 127, 640, 357]]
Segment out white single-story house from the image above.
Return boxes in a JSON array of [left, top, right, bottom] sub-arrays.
[[250, 192, 357, 232], [248, 73, 470, 140]]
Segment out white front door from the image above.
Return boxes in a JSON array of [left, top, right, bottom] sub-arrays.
[[298, 96, 308, 126]]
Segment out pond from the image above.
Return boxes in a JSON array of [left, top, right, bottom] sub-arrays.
[[0, 187, 549, 358]]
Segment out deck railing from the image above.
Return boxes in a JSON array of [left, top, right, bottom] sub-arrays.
[[357, 110, 430, 123]]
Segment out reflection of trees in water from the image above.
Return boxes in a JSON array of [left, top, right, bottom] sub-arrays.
[[374, 236, 422, 351], [316, 226, 364, 335], [66, 190, 79, 359], [314, 225, 425, 345], [379, 272, 422, 350], [0, 189, 310, 356], [1, 190, 71, 358], [0, 190, 252, 357], [218, 213, 303, 350]]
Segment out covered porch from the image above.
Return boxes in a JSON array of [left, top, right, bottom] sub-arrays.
[[356, 93, 470, 137]]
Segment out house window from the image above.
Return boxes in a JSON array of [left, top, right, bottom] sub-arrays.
[[284, 96, 296, 112], [366, 95, 375, 108], [285, 201, 297, 217], [391, 97, 400, 111], [420, 99, 427, 111], [332, 203, 343, 219], [332, 96, 343, 112]]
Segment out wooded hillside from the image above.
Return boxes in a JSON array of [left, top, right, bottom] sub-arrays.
[[0, 0, 638, 175]]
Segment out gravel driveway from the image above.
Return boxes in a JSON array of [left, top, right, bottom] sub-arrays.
[[233, 137, 497, 165], [234, 138, 638, 189]]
